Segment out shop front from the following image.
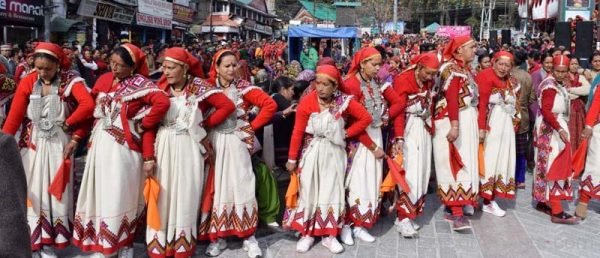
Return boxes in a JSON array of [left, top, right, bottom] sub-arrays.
[[172, 3, 195, 43], [0, 0, 44, 43], [76, 0, 135, 47], [134, 0, 172, 44]]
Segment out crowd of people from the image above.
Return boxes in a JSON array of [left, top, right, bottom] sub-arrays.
[[0, 30, 599, 258]]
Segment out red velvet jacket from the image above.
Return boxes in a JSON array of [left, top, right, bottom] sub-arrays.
[[475, 67, 514, 130], [539, 84, 564, 131], [92, 73, 170, 159], [226, 80, 277, 131], [288, 91, 372, 161], [585, 87, 600, 127], [2, 71, 94, 141], [392, 69, 434, 136], [343, 75, 402, 147]]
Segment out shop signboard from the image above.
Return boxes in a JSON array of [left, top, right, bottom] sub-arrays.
[[173, 0, 189, 7], [561, 0, 594, 21], [77, 0, 134, 24], [136, 12, 171, 30], [138, 0, 172, 19], [0, 0, 45, 25], [173, 4, 194, 23]]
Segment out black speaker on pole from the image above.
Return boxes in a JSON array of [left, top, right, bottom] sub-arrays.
[[501, 30, 511, 45], [489, 30, 498, 49], [575, 21, 594, 59], [555, 22, 572, 50]]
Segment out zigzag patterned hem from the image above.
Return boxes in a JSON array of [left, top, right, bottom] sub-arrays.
[[286, 221, 341, 237], [197, 228, 257, 241], [31, 239, 70, 252], [396, 194, 426, 220], [72, 236, 135, 255], [346, 204, 380, 229], [146, 237, 196, 258], [579, 176, 600, 199], [437, 186, 479, 207], [479, 191, 516, 200]]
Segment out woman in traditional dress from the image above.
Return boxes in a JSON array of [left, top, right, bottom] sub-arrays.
[[433, 35, 479, 231], [73, 44, 171, 257], [574, 79, 600, 220], [199, 49, 276, 258], [476, 51, 520, 217], [391, 52, 439, 237], [566, 56, 590, 151], [284, 64, 372, 254], [147, 47, 235, 258], [14, 51, 34, 85], [532, 55, 579, 224], [341, 46, 402, 244], [2, 42, 94, 258]]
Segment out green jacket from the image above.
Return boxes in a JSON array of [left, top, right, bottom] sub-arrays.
[[300, 47, 318, 71]]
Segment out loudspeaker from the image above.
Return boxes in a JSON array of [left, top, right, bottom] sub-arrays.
[[575, 21, 594, 59], [489, 30, 498, 49], [555, 22, 572, 50], [501, 30, 511, 45]]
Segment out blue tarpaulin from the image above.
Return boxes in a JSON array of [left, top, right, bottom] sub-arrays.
[[288, 26, 360, 38]]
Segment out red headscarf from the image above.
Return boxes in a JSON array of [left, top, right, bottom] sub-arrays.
[[442, 35, 474, 61], [121, 43, 149, 77], [163, 47, 205, 78], [410, 52, 440, 70], [35, 42, 71, 70], [553, 55, 570, 68], [316, 64, 344, 88], [348, 47, 381, 76], [317, 57, 336, 67], [492, 51, 514, 64], [208, 49, 235, 86]]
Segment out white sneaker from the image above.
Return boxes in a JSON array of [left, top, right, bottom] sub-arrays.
[[352, 226, 375, 243], [117, 247, 133, 258], [243, 236, 262, 258], [395, 218, 418, 238], [87, 253, 105, 258], [411, 220, 421, 231], [296, 236, 315, 253], [267, 221, 280, 227], [40, 246, 58, 258], [340, 225, 354, 245], [482, 201, 506, 217], [463, 205, 475, 216], [206, 238, 227, 257], [321, 236, 344, 254]]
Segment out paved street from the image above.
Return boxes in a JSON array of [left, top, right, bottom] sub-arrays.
[[57, 173, 600, 258]]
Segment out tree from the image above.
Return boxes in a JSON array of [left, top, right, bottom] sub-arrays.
[[357, 0, 394, 33]]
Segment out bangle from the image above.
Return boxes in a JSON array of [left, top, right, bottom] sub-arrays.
[[395, 137, 405, 143], [144, 160, 155, 164], [287, 159, 297, 164], [585, 125, 593, 129], [368, 143, 378, 151], [143, 157, 155, 162]]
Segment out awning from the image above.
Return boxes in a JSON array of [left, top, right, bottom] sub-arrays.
[[50, 17, 87, 32]]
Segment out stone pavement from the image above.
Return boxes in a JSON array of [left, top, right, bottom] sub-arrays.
[[57, 173, 600, 258]]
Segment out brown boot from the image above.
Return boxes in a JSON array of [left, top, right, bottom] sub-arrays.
[[575, 202, 588, 220], [550, 212, 580, 225]]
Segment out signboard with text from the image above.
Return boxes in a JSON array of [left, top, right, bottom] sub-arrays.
[[173, 4, 194, 23], [138, 0, 172, 19], [77, 0, 134, 24], [561, 0, 594, 21], [436, 26, 471, 38], [136, 12, 171, 30], [0, 0, 44, 25]]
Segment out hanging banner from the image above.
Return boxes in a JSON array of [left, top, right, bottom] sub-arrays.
[[138, 0, 172, 19], [77, 0, 135, 24], [436, 26, 472, 38], [561, 0, 594, 21]]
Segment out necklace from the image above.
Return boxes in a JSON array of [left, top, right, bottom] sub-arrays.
[[218, 78, 231, 88]]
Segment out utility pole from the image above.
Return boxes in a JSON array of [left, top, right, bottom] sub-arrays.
[[393, 0, 398, 32], [44, 0, 52, 41]]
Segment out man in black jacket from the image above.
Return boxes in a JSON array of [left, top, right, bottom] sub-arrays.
[[0, 132, 30, 257]]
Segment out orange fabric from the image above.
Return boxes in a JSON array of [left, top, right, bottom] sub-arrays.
[[122, 43, 149, 77], [572, 140, 588, 177], [285, 171, 299, 208], [380, 153, 405, 193], [449, 142, 465, 180], [442, 35, 473, 61], [48, 158, 71, 201], [348, 47, 381, 77], [386, 156, 411, 193], [478, 143, 485, 178], [547, 143, 572, 181], [35, 42, 71, 70], [27, 198, 32, 207], [143, 177, 161, 231]]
